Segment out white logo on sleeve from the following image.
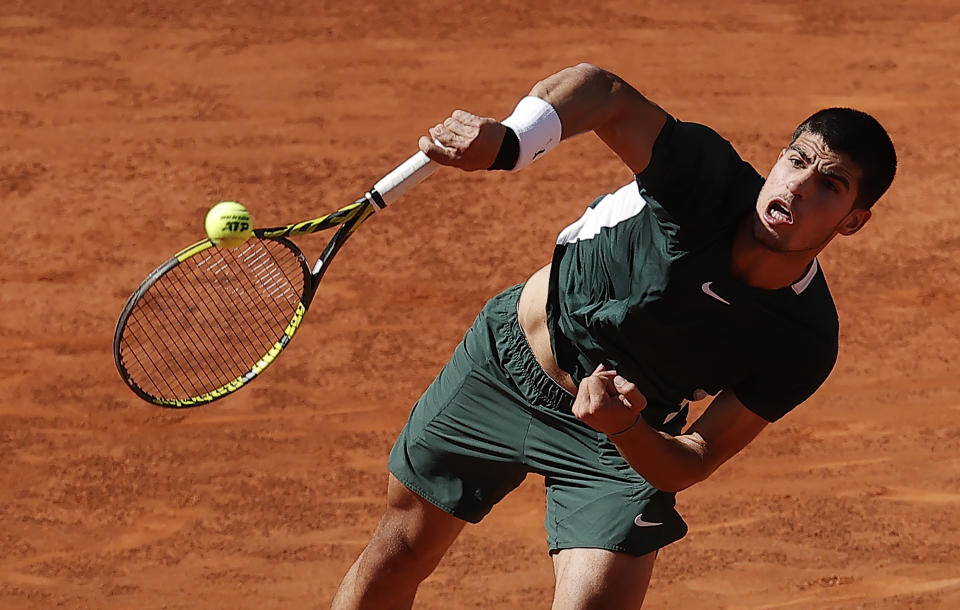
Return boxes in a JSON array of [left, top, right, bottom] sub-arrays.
[[701, 281, 731, 305]]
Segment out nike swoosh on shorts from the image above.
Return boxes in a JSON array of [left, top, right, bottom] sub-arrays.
[[634, 514, 664, 527]]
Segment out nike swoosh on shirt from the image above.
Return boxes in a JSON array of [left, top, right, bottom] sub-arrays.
[[701, 281, 731, 305]]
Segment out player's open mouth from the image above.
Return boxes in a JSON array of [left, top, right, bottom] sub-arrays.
[[765, 199, 793, 225]]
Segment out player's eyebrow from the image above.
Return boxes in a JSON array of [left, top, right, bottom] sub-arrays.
[[789, 144, 812, 164], [822, 168, 850, 191], [789, 144, 851, 191]]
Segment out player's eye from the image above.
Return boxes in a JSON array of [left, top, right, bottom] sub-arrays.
[[823, 178, 840, 192], [789, 156, 804, 168]]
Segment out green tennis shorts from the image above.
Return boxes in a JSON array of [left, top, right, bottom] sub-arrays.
[[388, 283, 688, 557]]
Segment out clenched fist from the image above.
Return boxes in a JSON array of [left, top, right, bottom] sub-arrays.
[[572, 364, 648, 436]]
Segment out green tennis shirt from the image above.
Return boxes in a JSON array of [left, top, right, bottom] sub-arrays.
[[546, 117, 839, 423]]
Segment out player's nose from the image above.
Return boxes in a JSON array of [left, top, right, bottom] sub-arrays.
[[786, 170, 814, 198]]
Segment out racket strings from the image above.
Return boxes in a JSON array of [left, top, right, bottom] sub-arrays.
[[152, 266, 252, 394], [127, 262, 241, 400], [126, 262, 260, 400], [119, 239, 307, 401], [183, 255, 278, 364], [126, 243, 301, 399]]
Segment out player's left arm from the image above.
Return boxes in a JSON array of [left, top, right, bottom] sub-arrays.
[[573, 372, 768, 493]]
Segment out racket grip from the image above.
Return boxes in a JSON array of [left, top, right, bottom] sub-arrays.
[[371, 151, 437, 207]]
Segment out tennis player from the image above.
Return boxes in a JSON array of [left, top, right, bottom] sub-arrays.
[[332, 63, 896, 609]]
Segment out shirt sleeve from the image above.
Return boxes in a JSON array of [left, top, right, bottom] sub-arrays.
[[732, 338, 839, 422], [635, 117, 763, 236]]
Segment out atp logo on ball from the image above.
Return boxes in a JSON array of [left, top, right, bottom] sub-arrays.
[[205, 201, 254, 249], [223, 218, 250, 232]]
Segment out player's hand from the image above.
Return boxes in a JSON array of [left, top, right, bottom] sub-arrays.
[[572, 364, 648, 436], [419, 110, 506, 171]]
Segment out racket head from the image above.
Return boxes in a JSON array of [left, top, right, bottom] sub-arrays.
[[114, 237, 312, 407]]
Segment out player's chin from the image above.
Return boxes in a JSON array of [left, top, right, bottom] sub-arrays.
[[752, 217, 787, 249]]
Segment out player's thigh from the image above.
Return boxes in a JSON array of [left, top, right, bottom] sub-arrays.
[[388, 293, 534, 524], [551, 547, 656, 610], [368, 473, 468, 567], [333, 476, 466, 609]]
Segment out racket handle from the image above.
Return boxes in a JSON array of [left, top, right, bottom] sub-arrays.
[[370, 151, 437, 207]]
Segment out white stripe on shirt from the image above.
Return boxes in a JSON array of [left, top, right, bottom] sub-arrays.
[[557, 181, 647, 245]]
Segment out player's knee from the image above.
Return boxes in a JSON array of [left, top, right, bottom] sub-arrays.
[[359, 525, 441, 589], [350, 474, 464, 594], [382, 476, 463, 565]]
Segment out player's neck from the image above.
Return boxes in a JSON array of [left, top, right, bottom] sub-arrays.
[[731, 217, 821, 290]]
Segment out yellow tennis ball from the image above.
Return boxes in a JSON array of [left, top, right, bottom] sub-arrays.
[[205, 201, 253, 249]]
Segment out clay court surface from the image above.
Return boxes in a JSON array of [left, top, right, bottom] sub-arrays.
[[2, 1, 959, 608]]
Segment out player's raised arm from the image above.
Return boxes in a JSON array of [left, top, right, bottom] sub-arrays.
[[420, 63, 668, 174]]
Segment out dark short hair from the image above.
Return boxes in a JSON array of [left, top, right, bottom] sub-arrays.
[[790, 108, 897, 209]]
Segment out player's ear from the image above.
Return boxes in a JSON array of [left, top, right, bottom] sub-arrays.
[[837, 208, 871, 236]]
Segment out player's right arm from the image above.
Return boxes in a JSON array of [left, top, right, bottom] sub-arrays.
[[420, 63, 668, 174]]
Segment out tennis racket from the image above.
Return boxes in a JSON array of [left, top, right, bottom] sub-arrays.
[[114, 151, 437, 407]]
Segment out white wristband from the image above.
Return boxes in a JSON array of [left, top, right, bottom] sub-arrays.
[[501, 96, 562, 171]]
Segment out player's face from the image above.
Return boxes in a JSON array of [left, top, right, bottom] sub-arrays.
[[753, 132, 870, 253]]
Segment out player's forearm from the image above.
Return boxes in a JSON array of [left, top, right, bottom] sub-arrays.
[[528, 63, 645, 141], [608, 421, 711, 493]]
